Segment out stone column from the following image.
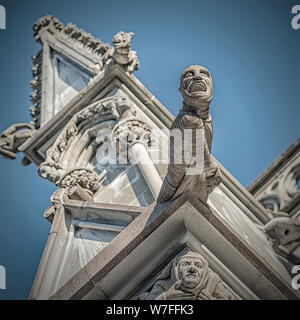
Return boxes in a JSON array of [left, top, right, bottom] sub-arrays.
[[113, 119, 162, 199]]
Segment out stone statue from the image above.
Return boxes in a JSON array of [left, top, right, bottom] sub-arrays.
[[157, 65, 221, 204], [0, 122, 35, 165], [104, 31, 139, 73], [139, 251, 233, 300], [260, 215, 300, 264]]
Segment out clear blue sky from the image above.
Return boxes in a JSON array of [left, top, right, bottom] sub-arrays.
[[0, 0, 299, 299]]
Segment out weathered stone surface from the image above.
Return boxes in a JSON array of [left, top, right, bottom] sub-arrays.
[[139, 250, 234, 300], [249, 137, 300, 216], [157, 65, 221, 205], [103, 31, 139, 73], [260, 215, 300, 266], [0, 122, 35, 164], [50, 192, 298, 300]]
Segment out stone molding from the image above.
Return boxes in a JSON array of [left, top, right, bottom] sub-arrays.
[[50, 191, 298, 300]]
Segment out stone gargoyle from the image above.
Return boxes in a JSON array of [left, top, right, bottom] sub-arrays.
[[157, 65, 221, 205]]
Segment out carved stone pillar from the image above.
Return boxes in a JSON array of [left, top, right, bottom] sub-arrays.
[[113, 119, 162, 199]]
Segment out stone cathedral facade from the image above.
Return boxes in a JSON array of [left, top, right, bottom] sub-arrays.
[[1, 16, 299, 300]]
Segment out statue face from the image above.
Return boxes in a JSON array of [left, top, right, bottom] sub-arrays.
[[178, 257, 204, 289], [179, 65, 213, 115], [112, 31, 133, 57]]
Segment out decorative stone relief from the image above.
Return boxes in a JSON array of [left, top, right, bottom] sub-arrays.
[[138, 250, 233, 300], [0, 122, 36, 165], [33, 15, 110, 57], [157, 65, 221, 204], [257, 161, 300, 214], [59, 169, 100, 196], [104, 31, 139, 73], [44, 184, 94, 223], [38, 95, 137, 194], [260, 215, 300, 265], [113, 119, 152, 159]]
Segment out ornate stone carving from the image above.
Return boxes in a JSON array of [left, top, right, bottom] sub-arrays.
[[44, 184, 93, 223], [260, 216, 300, 264], [257, 162, 300, 214], [104, 31, 139, 73], [113, 119, 152, 156], [59, 169, 100, 196], [38, 95, 135, 189], [33, 15, 110, 57], [43, 187, 65, 223], [30, 16, 111, 128], [0, 122, 36, 165], [139, 251, 233, 300], [157, 65, 221, 204]]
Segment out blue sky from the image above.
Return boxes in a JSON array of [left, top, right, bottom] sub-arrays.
[[0, 0, 299, 299]]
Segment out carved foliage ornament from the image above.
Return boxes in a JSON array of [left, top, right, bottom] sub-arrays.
[[59, 169, 100, 195], [33, 15, 110, 56], [113, 119, 152, 153]]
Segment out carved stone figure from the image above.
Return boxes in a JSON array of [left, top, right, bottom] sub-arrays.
[[139, 251, 233, 300], [104, 31, 139, 73], [260, 216, 300, 264], [157, 65, 221, 204], [0, 122, 35, 164]]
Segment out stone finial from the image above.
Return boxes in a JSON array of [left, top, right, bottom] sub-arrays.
[[156, 65, 221, 205]]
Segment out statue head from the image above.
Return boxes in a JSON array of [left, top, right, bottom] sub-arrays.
[[179, 65, 213, 119], [175, 251, 208, 290], [112, 31, 134, 65]]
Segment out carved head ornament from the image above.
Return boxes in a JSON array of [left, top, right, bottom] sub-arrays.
[[179, 65, 213, 119], [112, 31, 134, 62], [174, 251, 209, 290]]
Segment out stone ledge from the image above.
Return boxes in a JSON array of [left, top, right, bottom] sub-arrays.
[[50, 191, 299, 300]]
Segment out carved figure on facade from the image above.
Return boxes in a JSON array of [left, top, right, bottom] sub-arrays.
[[0, 122, 36, 165], [260, 215, 300, 264], [104, 31, 139, 73], [157, 65, 221, 204], [139, 251, 233, 300]]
